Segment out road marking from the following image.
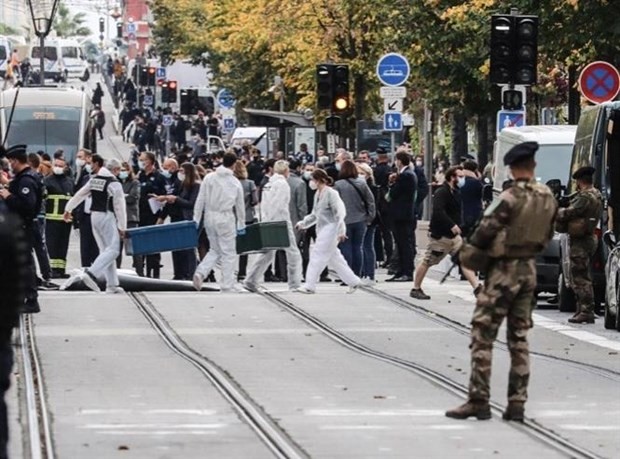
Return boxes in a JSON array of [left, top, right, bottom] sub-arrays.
[[79, 409, 217, 416], [560, 425, 620, 431], [98, 430, 217, 435], [82, 423, 225, 429], [306, 409, 444, 416], [532, 315, 620, 352], [320, 424, 470, 431]]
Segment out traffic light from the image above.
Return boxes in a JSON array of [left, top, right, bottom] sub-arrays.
[[325, 115, 341, 134], [138, 66, 148, 86], [332, 65, 349, 113], [489, 14, 538, 85], [147, 67, 156, 86], [316, 64, 334, 110], [514, 16, 538, 85], [116, 22, 123, 39], [99, 17, 105, 34], [503, 89, 523, 110], [180, 89, 199, 115], [167, 80, 177, 104], [490, 15, 514, 85], [161, 81, 169, 103]]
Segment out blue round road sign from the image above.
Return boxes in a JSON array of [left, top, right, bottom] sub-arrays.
[[217, 89, 236, 109], [376, 53, 410, 87], [579, 61, 620, 105]]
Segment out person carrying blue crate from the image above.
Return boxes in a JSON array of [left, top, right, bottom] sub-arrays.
[[192, 152, 246, 292], [61, 157, 127, 294], [243, 160, 303, 292]]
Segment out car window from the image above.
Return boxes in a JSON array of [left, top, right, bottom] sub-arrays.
[[0, 47, 6, 62], [32, 46, 58, 61], [62, 47, 78, 59], [568, 107, 600, 193]]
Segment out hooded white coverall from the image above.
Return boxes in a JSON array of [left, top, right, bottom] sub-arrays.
[[298, 186, 361, 292], [193, 165, 245, 290], [245, 173, 302, 289], [65, 167, 127, 289]]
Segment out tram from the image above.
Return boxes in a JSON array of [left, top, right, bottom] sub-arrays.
[[0, 86, 97, 163]]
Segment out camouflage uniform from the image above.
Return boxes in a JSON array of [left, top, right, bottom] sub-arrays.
[[466, 180, 557, 403], [556, 188, 603, 315]]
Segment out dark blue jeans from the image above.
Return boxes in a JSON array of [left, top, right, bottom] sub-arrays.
[[338, 221, 367, 276], [362, 224, 377, 280]]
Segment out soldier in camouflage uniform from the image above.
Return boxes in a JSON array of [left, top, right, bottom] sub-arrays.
[[446, 142, 557, 422], [556, 166, 603, 324]]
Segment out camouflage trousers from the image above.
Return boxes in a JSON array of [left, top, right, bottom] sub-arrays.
[[468, 258, 536, 403], [569, 236, 597, 314]]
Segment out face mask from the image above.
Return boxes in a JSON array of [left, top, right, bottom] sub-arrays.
[[303, 171, 312, 180], [309, 180, 318, 191], [335, 163, 342, 172], [76, 158, 85, 168], [85, 164, 92, 174], [162, 169, 172, 179], [177, 172, 186, 182], [138, 160, 146, 170], [119, 171, 129, 180], [457, 177, 466, 188], [415, 161, 423, 167], [53, 166, 64, 175], [358, 174, 366, 180]]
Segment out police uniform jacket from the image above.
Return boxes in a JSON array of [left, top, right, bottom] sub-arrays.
[[138, 169, 167, 226], [6, 166, 41, 228]]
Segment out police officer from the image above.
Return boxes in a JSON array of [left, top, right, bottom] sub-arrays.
[[0, 145, 43, 313], [556, 166, 603, 324], [0, 196, 29, 459], [446, 142, 557, 422], [74, 148, 99, 267]]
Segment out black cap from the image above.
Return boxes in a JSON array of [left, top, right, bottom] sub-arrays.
[[376, 147, 387, 155], [4, 144, 28, 162], [572, 166, 595, 180], [460, 154, 475, 161], [503, 141, 538, 166]]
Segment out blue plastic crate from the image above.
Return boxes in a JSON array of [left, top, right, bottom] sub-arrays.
[[125, 221, 198, 256]]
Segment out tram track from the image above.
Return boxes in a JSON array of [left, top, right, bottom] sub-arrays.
[[361, 285, 620, 382], [258, 288, 603, 459], [127, 291, 307, 459], [18, 314, 54, 459]]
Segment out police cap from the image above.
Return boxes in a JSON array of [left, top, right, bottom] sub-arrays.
[[4, 144, 28, 162], [503, 141, 538, 166], [572, 166, 595, 181], [376, 147, 388, 156]]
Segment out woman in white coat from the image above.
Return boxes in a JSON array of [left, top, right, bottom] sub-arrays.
[[295, 169, 362, 294]]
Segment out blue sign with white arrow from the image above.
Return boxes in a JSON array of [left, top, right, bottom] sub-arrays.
[[377, 53, 410, 87], [217, 89, 236, 109], [384, 112, 403, 131]]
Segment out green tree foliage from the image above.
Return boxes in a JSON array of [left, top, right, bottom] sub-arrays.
[[53, 2, 92, 38]]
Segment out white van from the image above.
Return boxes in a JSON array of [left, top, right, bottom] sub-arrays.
[[58, 39, 89, 81], [230, 126, 268, 156], [0, 36, 13, 79], [493, 125, 577, 193]]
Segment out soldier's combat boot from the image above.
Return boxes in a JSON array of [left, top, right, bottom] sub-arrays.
[[502, 402, 525, 422], [568, 312, 595, 324], [445, 400, 491, 420]]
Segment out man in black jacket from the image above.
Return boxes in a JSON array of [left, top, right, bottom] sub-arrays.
[[410, 166, 479, 299], [386, 152, 417, 282], [372, 148, 395, 266]]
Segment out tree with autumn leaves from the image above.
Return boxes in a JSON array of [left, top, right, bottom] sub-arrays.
[[149, 0, 620, 165]]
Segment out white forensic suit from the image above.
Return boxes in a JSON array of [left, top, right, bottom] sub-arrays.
[[193, 165, 245, 291], [64, 167, 127, 291], [298, 186, 361, 292], [244, 173, 302, 290]]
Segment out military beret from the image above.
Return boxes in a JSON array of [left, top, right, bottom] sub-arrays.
[[572, 166, 595, 180], [4, 144, 28, 162], [503, 141, 538, 166]]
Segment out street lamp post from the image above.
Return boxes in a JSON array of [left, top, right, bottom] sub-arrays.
[[26, 0, 60, 85]]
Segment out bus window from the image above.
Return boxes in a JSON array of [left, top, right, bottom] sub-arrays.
[[62, 47, 78, 59], [31, 46, 58, 61], [4, 107, 81, 161]]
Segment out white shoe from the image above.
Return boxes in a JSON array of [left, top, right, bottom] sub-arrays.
[[59, 270, 83, 291], [347, 284, 361, 294], [193, 273, 204, 291], [243, 281, 259, 292], [105, 286, 125, 294], [81, 270, 101, 293], [293, 286, 315, 294]]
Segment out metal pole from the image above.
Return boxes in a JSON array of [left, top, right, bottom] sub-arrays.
[[136, 63, 141, 108], [390, 132, 395, 163], [39, 35, 45, 85], [423, 101, 433, 220]]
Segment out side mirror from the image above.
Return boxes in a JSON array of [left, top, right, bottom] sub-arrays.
[[482, 184, 493, 203], [603, 230, 617, 249], [546, 179, 562, 199]]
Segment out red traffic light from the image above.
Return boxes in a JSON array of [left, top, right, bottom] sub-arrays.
[[148, 67, 156, 74], [157, 79, 165, 86], [168, 80, 177, 89]]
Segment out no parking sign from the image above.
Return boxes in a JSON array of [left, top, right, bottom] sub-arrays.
[[579, 61, 620, 105]]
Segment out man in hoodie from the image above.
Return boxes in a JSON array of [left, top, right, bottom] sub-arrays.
[[62, 156, 127, 293], [244, 160, 303, 292], [193, 152, 245, 292]]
